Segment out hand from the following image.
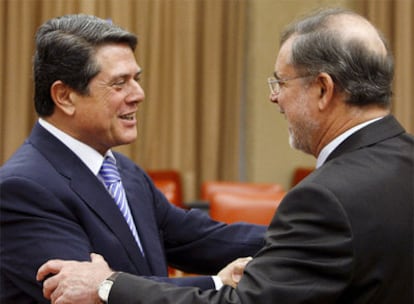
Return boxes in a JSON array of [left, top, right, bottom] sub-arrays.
[[36, 253, 113, 304], [217, 256, 252, 288]]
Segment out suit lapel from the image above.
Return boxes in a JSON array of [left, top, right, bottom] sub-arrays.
[[29, 123, 152, 275], [326, 115, 405, 163], [70, 172, 152, 275], [118, 159, 169, 276]]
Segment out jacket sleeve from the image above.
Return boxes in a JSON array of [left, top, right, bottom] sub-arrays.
[[108, 183, 354, 304], [154, 197, 267, 274], [134, 165, 267, 275], [0, 176, 94, 304]]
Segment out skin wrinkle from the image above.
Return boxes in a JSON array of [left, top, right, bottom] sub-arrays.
[[274, 36, 322, 156], [48, 43, 144, 156], [278, 14, 390, 158], [30, 10, 411, 304], [288, 89, 319, 154]]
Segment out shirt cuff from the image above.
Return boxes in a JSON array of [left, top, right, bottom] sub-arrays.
[[212, 275, 223, 290]]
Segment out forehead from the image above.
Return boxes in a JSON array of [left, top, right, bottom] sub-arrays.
[[94, 43, 140, 76], [274, 36, 295, 76]]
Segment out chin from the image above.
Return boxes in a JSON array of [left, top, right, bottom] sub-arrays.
[[288, 133, 303, 152], [118, 134, 137, 146], [288, 132, 296, 150], [124, 137, 137, 145]]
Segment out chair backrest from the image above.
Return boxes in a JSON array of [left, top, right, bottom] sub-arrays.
[[291, 167, 314, 188], [147, 170, 184, 208], [200, 181, 284, 202], [209, 191, 286, 225]]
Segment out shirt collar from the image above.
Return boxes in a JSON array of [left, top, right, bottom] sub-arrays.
[[316, 116, 384, 168], [38, 118, 114, 175]]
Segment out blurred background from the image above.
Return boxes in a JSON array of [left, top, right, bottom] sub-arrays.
[[1, 0, 412, 201]]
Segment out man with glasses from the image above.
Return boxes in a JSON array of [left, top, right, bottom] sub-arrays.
[[37, 8, 413, 304]]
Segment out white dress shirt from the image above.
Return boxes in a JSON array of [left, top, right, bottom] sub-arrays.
[[38, 118, 109, 175], [316, 117, 384, 168], [38, 118, 222, 288]]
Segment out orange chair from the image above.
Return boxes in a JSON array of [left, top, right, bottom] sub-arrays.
[[147, 170, 184, 208], [291, 167, 314, 188], [209, 191, 286, 225], [200, 181, 284, 202], [147, 170, 186, 277]]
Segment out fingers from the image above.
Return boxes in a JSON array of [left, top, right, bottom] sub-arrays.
[[42, 273, 61, 300], [38, 253, 103, 282], [37, 259, 72, 300], [36, 260, 65, 281], [236, 257, 253, 264], [37, 254, 107, 303], [217, 256, 253, 288], [231, 257, 252, 283]]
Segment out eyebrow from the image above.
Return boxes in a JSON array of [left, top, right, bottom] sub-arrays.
[[273, 72, 281, 80], [134, 70, 143, 79], [110, 69, 142, 81]]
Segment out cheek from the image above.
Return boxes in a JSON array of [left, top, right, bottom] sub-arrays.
[[78, 102, 113, 131], [284, 93, 309, 120], [277, 91, 295, 112], [95, 95, 121, 120], [105, 92, 125, 114]]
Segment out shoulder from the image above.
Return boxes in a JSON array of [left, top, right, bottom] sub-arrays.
[[1, 141, 47, 180]]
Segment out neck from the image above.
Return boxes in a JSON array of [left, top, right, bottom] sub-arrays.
[[313, 105, 389, 157]]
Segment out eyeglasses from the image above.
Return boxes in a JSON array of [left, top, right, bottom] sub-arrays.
[[267, 75, 312, 95]]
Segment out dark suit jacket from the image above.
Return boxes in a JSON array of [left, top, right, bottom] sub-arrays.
[[0, 122, 266, 304], [107, 115, 414, 304]]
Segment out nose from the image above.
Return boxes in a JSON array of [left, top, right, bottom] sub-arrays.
[[269, 92, 278, 104], [126, 80, 145, 104]]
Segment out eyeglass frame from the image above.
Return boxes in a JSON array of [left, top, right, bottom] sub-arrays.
[[267, 75, 313, 95]]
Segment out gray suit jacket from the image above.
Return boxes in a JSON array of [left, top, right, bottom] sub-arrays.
[[108, 115, 414, 304]]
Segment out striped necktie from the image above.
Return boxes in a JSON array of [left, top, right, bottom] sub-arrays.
[[99, 156, 144, 254]]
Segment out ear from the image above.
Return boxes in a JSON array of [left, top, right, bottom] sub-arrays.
[[315, 72, 335, 111], [50, 80, 76, 116]]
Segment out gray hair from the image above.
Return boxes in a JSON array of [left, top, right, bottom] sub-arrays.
[[280, 8, 393, 108], [34, 14, 137, 116]]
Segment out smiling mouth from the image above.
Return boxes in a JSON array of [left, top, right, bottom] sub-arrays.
[[119, 113, 135, 120]]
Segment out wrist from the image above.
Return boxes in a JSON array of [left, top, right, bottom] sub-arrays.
[[97, 272, 121, 303], [212, 275, 223, 290]]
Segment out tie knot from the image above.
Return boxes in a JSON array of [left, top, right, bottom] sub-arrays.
[[99, 157, 121, 186]]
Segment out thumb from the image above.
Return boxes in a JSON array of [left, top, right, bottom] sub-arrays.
[[232, 272, 242, 283], [90, 253, 105, 262], [231, 259, 252, 283]]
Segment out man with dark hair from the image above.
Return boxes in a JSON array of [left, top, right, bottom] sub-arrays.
[[0, 14, 266, 304], [38, 8, 413, 304]]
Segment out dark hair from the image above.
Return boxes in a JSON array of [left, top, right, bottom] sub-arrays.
[[33, 14, 137, 116], [280, 8, 394, 107]]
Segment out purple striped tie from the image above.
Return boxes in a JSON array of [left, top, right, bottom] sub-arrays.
[[99, 157, 144, 254]]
